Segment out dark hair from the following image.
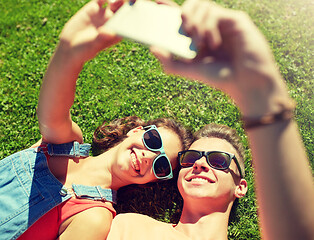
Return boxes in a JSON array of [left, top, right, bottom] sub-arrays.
[[92, 116, 144, 156], [194, 123, 246, 178], [93, 116, 193, 222], [92, 116, 193, 157]]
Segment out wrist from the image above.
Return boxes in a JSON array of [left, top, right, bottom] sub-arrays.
[[238, 70, 292, 118], [241, 98, 295, 130]]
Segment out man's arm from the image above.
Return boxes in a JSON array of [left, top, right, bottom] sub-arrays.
[[152, 0, 314, 239]]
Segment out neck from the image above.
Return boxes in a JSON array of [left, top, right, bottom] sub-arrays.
[[64, 145, 129, 190], [81, 146, 132, 190], [175, 198, 233, 240]]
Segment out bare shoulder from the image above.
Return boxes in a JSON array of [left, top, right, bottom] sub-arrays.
[[109, 213, 176, 240], [77, 206, 113, 223], [59, 207, 113, 240]]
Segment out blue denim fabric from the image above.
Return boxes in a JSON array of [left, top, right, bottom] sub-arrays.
[[0, 142, 117, 240]]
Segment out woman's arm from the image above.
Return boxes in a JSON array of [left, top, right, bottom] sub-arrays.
[[37, 0, 122, 144], [37, 44, 84, 144], [153, 0, 314, 239]]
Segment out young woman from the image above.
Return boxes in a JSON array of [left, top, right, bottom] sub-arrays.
[[0, 0, 192, 239]]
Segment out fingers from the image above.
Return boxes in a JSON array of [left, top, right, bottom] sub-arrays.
[[155, 0, 179, 7], [181, 0, 223, 50], [109, 0, 124, 13], [96, 0, 107, 7], [95, 0, 124, 13], [151, 46, 232, 86], [150, 46, 187, 76], [151, 47, 194, 78]]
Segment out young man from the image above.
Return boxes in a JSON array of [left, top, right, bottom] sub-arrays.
[[107, 0, 314, 239]]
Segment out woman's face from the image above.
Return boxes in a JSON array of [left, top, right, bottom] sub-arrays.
[[114, 127, 182, 185], [177, 137, 242, 205]]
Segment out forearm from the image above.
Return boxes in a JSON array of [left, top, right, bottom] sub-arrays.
[[157, 0, 314, 238], [248, 119, 314, 240], [36, 0, 123, 143], [37, 42, 84, 143]]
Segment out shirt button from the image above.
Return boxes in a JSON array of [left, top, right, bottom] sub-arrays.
[[59, 187, 68, 196]]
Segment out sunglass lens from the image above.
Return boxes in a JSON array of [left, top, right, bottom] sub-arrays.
[[154, 156, 171, 177], [207, 152, 230, 169], [144, 129, 162, 150], [180, 151, 202, 167]]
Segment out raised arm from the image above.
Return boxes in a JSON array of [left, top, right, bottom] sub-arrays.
[[37, 0, 122, 144], [152, 0, 314, 239]]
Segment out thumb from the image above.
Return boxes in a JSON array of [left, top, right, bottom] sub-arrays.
[[151, 46, 232, 84], [150, 47, 187, 76], [109, 0, 124, 13]]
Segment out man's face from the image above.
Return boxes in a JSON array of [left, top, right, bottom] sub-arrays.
[[177, 137, 243, 206]]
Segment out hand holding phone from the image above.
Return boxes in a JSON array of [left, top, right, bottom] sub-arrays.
[[105, 0, 197, 59]]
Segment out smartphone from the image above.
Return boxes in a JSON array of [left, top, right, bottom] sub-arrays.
[[105, 0, 197, 59]]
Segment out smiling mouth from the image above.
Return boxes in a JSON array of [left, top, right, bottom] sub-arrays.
[[187, 176, 214, 183], [131, 150, 140, 173]]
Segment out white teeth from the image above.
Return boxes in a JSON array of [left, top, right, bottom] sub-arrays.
[[190, 178, 209, 183], [131, 152, 140, 171]]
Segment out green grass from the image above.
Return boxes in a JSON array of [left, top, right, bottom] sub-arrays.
[[0, 0, 313, 239]]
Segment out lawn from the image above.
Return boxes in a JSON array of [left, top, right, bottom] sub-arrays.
[[0, 0, 313, 239]]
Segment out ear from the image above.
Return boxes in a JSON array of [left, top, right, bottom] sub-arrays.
[[234, 178, 248, 198], [126, 126, 143, 137]]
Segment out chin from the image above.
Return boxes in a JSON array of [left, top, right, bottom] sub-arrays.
[[183, 189, 214, 199]]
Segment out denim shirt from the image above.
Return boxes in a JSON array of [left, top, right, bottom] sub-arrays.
[[0, 142, 117, 240]]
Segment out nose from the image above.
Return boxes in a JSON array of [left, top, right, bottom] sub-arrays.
[[141, 149, 159, 165], [193, 157, 210, 172]]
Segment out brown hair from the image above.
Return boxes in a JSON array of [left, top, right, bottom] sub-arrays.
[[194, 123, 246, 178], [92, 116, 193, 157], [102, 116, 192, 220]]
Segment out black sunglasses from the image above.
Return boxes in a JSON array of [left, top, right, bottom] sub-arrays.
[[178, 150, 243, 178], [142, 125, 173, 180]]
